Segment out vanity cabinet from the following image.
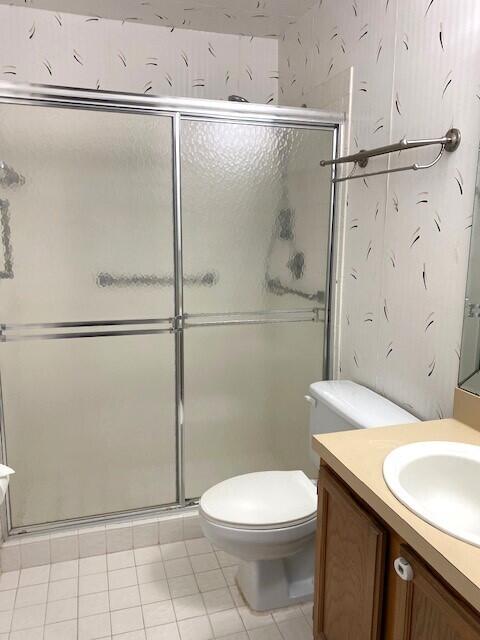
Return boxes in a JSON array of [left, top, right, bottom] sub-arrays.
[[314, 465, 480, 640], [391, 546, 480, 640], [314, 467, 386, 640]]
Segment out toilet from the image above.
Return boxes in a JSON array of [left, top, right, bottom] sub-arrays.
[[199, 380, 419, 611]]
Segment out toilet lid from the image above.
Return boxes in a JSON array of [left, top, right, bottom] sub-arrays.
[[200, 470, 317, 528]]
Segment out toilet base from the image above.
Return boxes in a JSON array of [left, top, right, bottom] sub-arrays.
[[236, 537, 314, 611]]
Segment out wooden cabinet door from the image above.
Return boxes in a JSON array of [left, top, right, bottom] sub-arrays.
[[392, 546, 480, 640], [314, 467, 387, 640]]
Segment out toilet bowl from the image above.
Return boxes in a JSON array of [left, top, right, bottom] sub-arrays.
[[199, 380, 419, 611], [200, 470, 316, 611]]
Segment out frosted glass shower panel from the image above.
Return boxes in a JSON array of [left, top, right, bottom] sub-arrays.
[[0, 102, 178, 528], [1, 334, 176, 527], [181, 121, 334, 313], [0, 104, 174, 323], [184, 321, 323, 498]]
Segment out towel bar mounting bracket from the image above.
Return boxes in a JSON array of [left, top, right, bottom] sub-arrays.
[[358, 152, 368, 169], [444, 127, 461, 152]]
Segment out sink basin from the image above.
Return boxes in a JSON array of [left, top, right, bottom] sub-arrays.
[[383, 441, 480, 547]]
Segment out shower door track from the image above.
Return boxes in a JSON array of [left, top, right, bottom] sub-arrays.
[[0, 82, 342, 536]]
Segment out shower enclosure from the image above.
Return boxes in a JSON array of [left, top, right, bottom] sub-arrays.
[[0, 84, 340, 534]]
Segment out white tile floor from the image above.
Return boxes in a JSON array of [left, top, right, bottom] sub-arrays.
[[0, 538, 313, 639]]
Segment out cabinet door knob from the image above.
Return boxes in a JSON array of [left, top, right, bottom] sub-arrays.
[[394, 557, 414, 582]]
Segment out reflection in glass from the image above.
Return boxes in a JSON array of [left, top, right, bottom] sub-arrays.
[[460, 155, 480, 394]]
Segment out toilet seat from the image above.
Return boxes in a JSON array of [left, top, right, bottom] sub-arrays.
[[201, 508, 317, 532], [199, 470, 317, 530]]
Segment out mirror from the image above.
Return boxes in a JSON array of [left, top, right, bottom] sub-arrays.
[[460, 155, 480, 394]]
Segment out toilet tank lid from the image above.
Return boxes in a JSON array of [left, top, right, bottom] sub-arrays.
[[309, 380, 419, 428]]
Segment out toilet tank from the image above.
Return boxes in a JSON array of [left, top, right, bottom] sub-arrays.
[[306, 380, 419, 465]]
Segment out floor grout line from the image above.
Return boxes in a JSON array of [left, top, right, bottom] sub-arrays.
[[1, 542, 313, 639]]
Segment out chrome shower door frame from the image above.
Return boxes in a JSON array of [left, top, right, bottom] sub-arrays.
[[0, 82, 343, 535]]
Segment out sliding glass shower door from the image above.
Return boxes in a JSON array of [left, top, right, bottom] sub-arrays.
[[0, 88, 337, 532], [0, 103, 177, 528], [181, 120, 334, 497]]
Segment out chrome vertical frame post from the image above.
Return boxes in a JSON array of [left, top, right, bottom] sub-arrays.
[[324, 125, 339, 380], [0, 369, 10, 540], [172, 113, 186, 507]]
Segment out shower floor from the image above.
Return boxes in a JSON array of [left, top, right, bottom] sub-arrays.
[[0, 539, 313, 639]]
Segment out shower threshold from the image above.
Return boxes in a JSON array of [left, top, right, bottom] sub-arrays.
[[1, 505, 202, 572]]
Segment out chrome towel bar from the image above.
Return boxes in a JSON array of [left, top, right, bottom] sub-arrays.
[[320, 128, 460, 183]]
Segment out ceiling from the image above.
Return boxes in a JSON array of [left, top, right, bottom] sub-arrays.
[[3, 0, 316, 37]]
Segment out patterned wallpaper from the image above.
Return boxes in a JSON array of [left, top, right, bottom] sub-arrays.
[[279, 0, 480, 419], [0, 4, 278, 103], [1, 0, 316, 39]]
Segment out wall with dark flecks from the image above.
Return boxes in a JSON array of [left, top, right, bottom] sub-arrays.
[[0, 4, 278, 104], [279, 0, 480, 419]]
